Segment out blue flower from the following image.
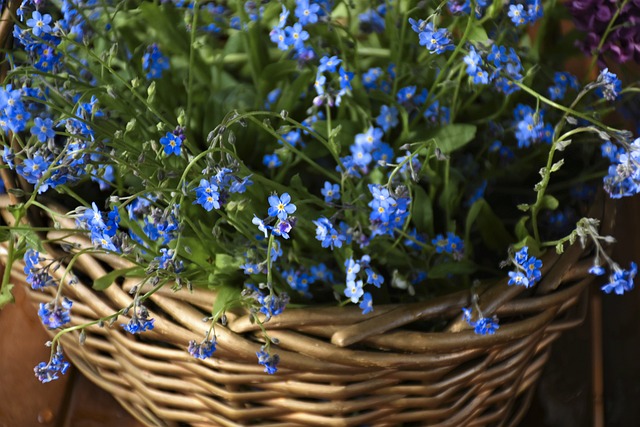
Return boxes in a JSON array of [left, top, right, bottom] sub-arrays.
[[34, 348, 70, 383], [365, 268, 384, 288], [263, 153, 282, 169], [245, 284, 289, 321], [358, 8, 385, 33], [277, 5, 289, 28], [345, 279, 364, 303], [432, 232, 465, 260], [194, 178, 220, 211], [26, 11, 53, 37], [142, 44, 170, 80], [362, 67, 383, 90], [38, 297, 73, 329], [345, 257, 361, 281], [462, 307, 500, 335], [240, 263, 261, 275], [256, 347, 280, 374], [487, 45, 508, 67], [313, 72, 326, 96], [508, 271, 530, 287], [376, 105, 399, 132], [602, 262, 637, 295], [160, 131, 182, 156], [397, 86, 417, 104], [313, 217, 345, 250], [474, 317, 500, 335], [600, 141, 621, 162], [284, 22, 309, 50], [350, 144, 373, 168], [318, 55, 341, 73], [510, 246, 543, 287], [589, 265, 606, 276], [155, 248, 183, 272], [321, 181, 340, 202], [508, 4, 526, 26], [30, 117, 55, 142], [270, 27, 289, 50], [295, 0, 321, 26], [338, 67, 355, 92], [597, 68, 622, 101], [188, 337, 217, 359], [252, 215, 270, 238], [122, 305, 155, 334], [359, 292, 374, 314], [268, 192, 296, 220], [355, 126, 383, 149], [270, 239, 283, 262], [310, 263, 334, 283], [416, 23, 455, 54]]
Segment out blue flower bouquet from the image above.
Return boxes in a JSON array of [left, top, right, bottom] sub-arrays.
[[0, 0, 637, 425]]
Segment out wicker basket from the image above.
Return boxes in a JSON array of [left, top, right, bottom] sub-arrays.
[[0, 174, 613, 427], [0, 3, 613, 426]]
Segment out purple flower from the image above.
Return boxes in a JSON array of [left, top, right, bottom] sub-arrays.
[[567, 0, 640, 63]]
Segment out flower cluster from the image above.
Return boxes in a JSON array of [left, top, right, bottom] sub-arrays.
[[603, 137, 640, 198], [122, 304, 155, 334], [143, 44, 170, 80], [188, 337, 217, 360], [463, 44, 524, 95], [507, 247, 543, 288], [194, 168, 252, 212], [462, 307, 500, 335], [256, 346, 280, 375], [38, 297, 73, 329], [1, 0, 638, 383], [75, 203, 121, 252], [34, 348, 70, 384]]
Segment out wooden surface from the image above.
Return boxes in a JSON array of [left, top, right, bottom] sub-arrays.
[[1, 196, 639, 426]]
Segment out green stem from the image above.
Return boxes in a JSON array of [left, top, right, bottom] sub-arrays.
[[186, 0, 200, 129]]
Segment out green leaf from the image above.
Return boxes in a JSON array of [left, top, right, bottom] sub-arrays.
[[412, 186, 434, 235], [465, 199, 514, 252], [540, 194, 559, 211], [428, 260, 477, 279], [468, 25, 489, 43], [12, 229, 45, 253], [515, 216, 531, 241], [92, 266, 142, 291], [210, 285, 241, 319], [433, 124, 477, 154], [0, 228, 11, 242], [514, 235, 542, 257], [550, 159, 564, 172], [214, 253, 242, 273], [0, 284, 15, 309]]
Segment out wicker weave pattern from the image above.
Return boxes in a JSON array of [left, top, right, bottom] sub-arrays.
[[0, 194, 610, 426]]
